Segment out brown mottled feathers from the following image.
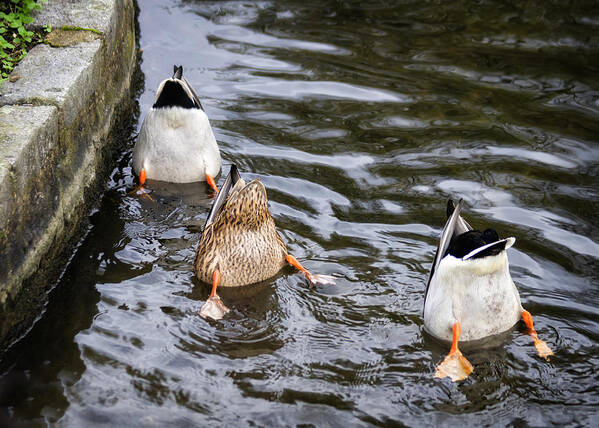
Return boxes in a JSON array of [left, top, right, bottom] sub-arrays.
[[195, 166, 287, 287]]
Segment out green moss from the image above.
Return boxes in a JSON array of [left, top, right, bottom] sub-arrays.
[[60, 25, 103, 35], [46, 28, 100, 47]]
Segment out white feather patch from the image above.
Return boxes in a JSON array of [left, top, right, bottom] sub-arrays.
[[462, 237, 516, 260]]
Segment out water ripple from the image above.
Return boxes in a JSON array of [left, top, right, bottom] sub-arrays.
[[2, 0, 599, 426]]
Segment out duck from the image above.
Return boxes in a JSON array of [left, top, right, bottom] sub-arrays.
[[195, 164, 335, 320], [423, 199, 553, 382], [131, 65, 221, 197]]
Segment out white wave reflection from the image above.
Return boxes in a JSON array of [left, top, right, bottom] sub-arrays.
[[234, 80, 409, 102], [486, 146, 578, 169], [388, 144, 583, 170], [490, 206, 599, 258], [437, 179, 599, 258], [211, 26, 349, 55]]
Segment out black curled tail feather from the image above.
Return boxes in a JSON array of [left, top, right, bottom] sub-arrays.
[[173, 65, 183, 79]]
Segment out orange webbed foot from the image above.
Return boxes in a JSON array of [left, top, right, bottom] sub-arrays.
[[206, 173, 219, 195], [522, 310, 554, 360], [285, 254, 336, 287], [128, 187, 154, 201], [128, 168, 154, 201], [435, 322, 473, 382], [199, 295, 229, 320], [306, 273, 336, 285], [199, 271, 229, 320], [534, 340, 553, 360], [435, 350, 474, 382]]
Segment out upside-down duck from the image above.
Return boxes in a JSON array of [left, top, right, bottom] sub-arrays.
[[424, 199, 553, 381], [132, 65, 221, 197], [195, 165, 335, 320]]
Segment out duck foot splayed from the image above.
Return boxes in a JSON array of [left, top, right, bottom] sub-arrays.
[[435, 322, 473, 382], [128, 168, 154, 201], [286, 255, 336, 287], [522, 310, 553, 360], [199, 271, 230, 320]]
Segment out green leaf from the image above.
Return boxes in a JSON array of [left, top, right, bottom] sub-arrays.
[[0, 39, 15, 49], [9, 19, 22, 29], [18, 26, 33, 42], [1, 0, 49, 78]]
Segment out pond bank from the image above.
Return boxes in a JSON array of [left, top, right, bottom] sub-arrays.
[[0, 0, 137, 350]]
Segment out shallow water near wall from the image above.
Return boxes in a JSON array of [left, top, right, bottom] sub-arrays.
[[2, 0, 599, 425]]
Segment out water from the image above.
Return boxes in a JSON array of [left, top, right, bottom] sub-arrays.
[[2, 0, 599, 425]]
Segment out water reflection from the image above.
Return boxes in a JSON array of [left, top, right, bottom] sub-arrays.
[[2, 0, 599, 425]]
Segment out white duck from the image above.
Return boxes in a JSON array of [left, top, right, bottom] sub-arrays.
[[424, 199, 553, 382], [132, 65, 221, 195]]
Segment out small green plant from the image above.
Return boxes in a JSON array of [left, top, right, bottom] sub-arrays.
[[0, 0, 48, 82]]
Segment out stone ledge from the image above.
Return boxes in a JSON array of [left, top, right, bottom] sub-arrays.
[[0, 105, 59, 226], [0, 0, 137, 348], [1, 42, 102, 126], [30, 0, 116, 35]]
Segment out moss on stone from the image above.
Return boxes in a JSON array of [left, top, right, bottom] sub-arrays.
[[60, 25, 103, 35], [46, 28, 101, 47]]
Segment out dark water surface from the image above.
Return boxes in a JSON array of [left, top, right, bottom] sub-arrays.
[[3, 0, 599, 426]]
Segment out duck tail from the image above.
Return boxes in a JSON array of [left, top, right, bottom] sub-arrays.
[[204, 165, 241, 227], [173, 65, 183, 79]]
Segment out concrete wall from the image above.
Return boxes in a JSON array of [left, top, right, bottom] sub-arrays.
[[0, 0, 137, 348]]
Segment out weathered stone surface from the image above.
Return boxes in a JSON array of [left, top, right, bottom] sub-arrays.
[[0, 0, 137, 349], [0, 105, 58, 212], [46, 28, 101, 47], [0, 106, 59, 249], [0, 105, 59, 305], [0, 42, 102, 126], [30, 0, 115, 34]]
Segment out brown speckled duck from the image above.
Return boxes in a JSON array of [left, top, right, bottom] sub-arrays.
[[195, 165, 335, 320]]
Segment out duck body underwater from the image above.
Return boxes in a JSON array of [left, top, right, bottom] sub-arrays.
[[424, 199, 553, 381], [132, 65, 221, 194], [195, 165, 335, 320]]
